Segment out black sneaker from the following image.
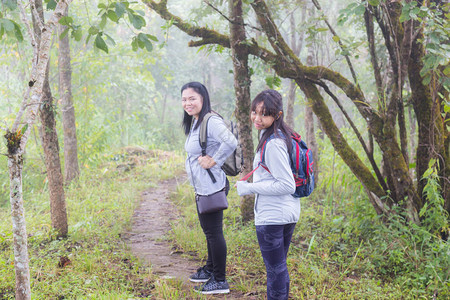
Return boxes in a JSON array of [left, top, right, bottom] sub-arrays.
[[189, 266, 212, 283], [194, 276, 230, 294]]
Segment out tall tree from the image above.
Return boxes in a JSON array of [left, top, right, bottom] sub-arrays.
[[144, 0, 449, 222], [33, 0, 68, 237], [4, 1, 72, 298], [58, 5, 80, 185], [285, 1, 306, 128], [228, 0, 254, 222], [305, 35, 319, 186]]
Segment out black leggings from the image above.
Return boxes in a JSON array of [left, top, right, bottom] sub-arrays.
[[197, 209, 227, 281]]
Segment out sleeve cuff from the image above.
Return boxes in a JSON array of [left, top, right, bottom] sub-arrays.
[[236, 181, 253, 196]]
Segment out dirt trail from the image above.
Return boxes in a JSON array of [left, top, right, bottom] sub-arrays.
[[126, 174, 253, 299], [127, 175, 197, 281]]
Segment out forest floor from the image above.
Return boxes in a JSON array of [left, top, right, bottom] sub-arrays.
[[125, 174, 251, 299]]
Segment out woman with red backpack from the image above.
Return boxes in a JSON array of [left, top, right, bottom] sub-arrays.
[[236, 89, 300, 300]]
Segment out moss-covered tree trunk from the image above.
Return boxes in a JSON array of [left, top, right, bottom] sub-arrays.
[[144, 0, 448, 220], [408, 20, 449, 212], [229, 0, 254, 222]]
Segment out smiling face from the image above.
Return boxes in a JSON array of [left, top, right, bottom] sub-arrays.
[[251, 102, 276, 130], [181, 88, 203, 119]]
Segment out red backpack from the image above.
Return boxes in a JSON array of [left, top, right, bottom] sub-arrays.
[[241, 132, 314, 198]]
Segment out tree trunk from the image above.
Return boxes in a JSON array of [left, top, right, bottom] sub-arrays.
[[40, 80, 69, 237], [6, 1, 72, 298], [144, 0, 447, 220], [305, 44, 319, 185], [408, 20, 449, 212], [7, 154, 31, 300], [34, 0, 68, 237], [58, 5, 79, 185], [229, 0, 254, 222], [286, 80, 296, 128]]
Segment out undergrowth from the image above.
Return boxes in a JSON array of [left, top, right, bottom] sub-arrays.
[[0, 147, 184, 299], [1, 146, 448, 299], [168, 169, 449, 299]]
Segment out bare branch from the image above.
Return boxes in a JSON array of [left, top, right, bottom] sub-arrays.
[[309, 78, 388, 191], [19, 0, 74, 152], [311, 0, 359, 87], [364, 6, 383, 100], [18, 0, 38, 61], [203, 0, 261, 31], [30, 0, 45, 32]]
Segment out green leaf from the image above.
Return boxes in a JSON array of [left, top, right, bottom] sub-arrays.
[[47, 0, 57, 10], [316, 27, 328, 32], [143, 39, 152, 51], [99, 14, 107, 29], [103, 32, 116, 46], [354, 4, 365, 16], [59, 16, 73, 26], [332, 35, 340, 42], [3, 0, 17, 10], [306, 234, 316, 258], [107, 10, 119, 23], [12, 21, 22, 42], [265, 76, 281, 89], [137, 34, 152, 52], [88, 26, 99, 35], [128, 12, 145, 29], [135, 10, 145, 16], [368, 0, 379, 6], [147, 34, 158, 42], [94, 33, 108, 53], [20, 124, 28, 135], [115, 2, 126, 18], [59, 27, 69, 40], [444, 65, 450, 76], [131, 37, 138, 52], [72, 27, 82, 41], [422, 74, 431, 85], [1, 19, 14, 32]]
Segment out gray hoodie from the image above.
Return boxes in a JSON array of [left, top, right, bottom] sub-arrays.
[[185, 115, 238, 196], [236, 133, 300, 225]]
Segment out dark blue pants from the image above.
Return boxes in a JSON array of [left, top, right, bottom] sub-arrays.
[[197, 209, 227, 281], [256, 223, 296, 300]]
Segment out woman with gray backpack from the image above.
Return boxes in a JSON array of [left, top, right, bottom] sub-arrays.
[[181, 81, 237, 295]]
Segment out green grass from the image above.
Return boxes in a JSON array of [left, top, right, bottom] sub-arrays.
[[169, 175, 449, 299], [1, 146, 448, 299], [0, 148, 185, 299]]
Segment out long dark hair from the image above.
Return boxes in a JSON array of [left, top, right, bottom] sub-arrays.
[[181, 82, 212, 135], [252, 89, 294, 154]]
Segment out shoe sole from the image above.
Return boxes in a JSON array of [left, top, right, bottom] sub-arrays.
[[189, 278, 210, 283], [197, 289, 230, 295]]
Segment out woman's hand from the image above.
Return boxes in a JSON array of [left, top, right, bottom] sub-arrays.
[[198, 155, 217, 169]]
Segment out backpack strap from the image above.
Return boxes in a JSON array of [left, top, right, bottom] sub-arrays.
[[199, 112, 217, 183], [239, 139, 271, 182]]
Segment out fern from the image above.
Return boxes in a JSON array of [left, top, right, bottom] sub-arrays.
[[420, 159, 449, 237]]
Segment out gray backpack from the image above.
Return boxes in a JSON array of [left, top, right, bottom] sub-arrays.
[[199, 112, 243, 182]]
